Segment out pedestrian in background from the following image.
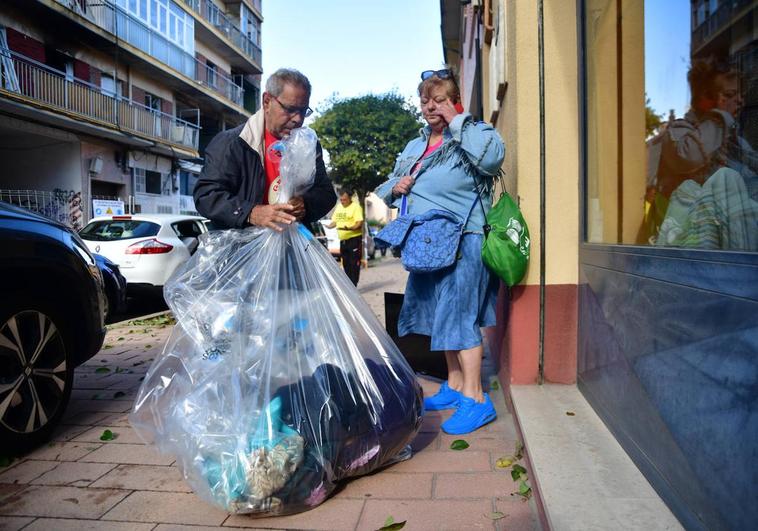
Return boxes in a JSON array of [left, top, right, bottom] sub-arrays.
[[374, 68, 505, 435], [326, 190, 364, 286]]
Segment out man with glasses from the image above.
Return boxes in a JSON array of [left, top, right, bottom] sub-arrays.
[[194, 68, 335, 231]]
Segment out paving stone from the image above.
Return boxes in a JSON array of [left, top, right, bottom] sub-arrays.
[[225, 499, 365, 530], [339, 472, 433, 499], [410, 430, 439, 452], [0, 484, 26, 504], [357, 499, 494, 530], [22, 518, 154, 531], [0, 516, 34, 530], [0, 485, 129, 519], [24, 442, 101, 462], [67, 399, 133, 414], [156, 525, 271, 531], [102, 491, 227, 526], [61, 410, 113, 426], [50, 424, 91, 442], [79, 443, 174, 465], [386, 449, 491, 473], [493, 496, 543, 531], [0, 460, 59, 485], [31, 462, 116, 487], [90, 464, 191, 492], [73, 426, 143, 445], [98, 413, 132, 427], [435, 472, 514, 499]]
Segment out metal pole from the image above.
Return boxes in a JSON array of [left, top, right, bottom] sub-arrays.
[[538, 0, 546, 385]]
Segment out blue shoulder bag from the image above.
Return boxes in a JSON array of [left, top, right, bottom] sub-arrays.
[[375, 194, 479, 274]]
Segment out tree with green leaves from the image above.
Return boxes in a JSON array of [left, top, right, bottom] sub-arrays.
[[311, 93, 421, 202]]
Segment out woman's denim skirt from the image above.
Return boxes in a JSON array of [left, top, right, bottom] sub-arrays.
[[398, 233, 499, 351]]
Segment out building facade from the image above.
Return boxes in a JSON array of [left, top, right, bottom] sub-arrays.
[[442, 1, 757, 529], [0, 0, 262, 225]]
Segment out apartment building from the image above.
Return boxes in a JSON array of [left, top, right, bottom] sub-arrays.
[[0, 0, 262, 225]]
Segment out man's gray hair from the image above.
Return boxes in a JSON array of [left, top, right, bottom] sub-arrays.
[[265, 68, 312, 98]]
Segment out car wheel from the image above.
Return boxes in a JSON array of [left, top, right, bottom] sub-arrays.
[[0, 301, 74, 454]]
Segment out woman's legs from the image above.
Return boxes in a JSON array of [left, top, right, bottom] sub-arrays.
[[446, 345, 484, 403]]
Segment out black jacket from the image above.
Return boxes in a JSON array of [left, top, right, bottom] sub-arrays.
[[194, 124, 336, 229]]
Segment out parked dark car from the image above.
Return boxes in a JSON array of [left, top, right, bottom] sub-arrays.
[[94, 253, 128, 319], [0, 201, 107, 453]]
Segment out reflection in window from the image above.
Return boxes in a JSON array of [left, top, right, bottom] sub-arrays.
[[585, 0, 757, 251]]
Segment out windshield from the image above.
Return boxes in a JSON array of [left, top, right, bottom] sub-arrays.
[[80, 220, 160, 241]]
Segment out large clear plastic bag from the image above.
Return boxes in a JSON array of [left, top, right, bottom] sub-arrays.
[[130, 127, 423, 516]]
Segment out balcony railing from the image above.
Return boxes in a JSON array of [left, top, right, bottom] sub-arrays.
[[181, 0, 262, 67], [692, 0, 755, 51], [0, 50, 200, 150], [52, 0, 244, 107]]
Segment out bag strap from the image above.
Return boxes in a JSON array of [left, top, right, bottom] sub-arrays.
[[472, 169, 505, 238]]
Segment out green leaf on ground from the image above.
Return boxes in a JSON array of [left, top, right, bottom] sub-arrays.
[[114, 367, 124, 373], [114, 391, 125, 398], [102, 344, 113, 350], [515, 441, 524, 460], [0, 455, 13, 467], [490, 380, 500, 390], [566, 411, 576, 416], [376, 516, 406, 530], [95, 367, 110, 374], [487, 511, 506, 520], [511, 464, 527, 481], [450, 439, 470, 451], [496, 457, 513, 468], [145, 344, 152, 349], [99, 429, 115, 441], [517, 480, 532, 499]]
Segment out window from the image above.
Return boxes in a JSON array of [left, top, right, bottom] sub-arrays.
[[80, 220, 160, 241], [171, 220, 202, 238], [179, 170, 198, 196], [206, 61, 217, 88], [584, 0, 758, 252], [145, 92, 161, 113]]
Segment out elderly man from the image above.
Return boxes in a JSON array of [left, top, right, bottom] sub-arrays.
[[194, 68, 336, 230]]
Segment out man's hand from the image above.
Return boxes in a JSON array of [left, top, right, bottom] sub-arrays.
[[392, 175, 414, 197], [248, 204, 296, 232], [288, 196, 306, 221]]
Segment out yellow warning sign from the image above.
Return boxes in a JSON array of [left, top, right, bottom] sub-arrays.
[[106, 207, 113, 214]]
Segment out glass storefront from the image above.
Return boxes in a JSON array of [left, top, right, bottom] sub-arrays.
[[586, 0, 757, 251], [580, 1, 757, 529]]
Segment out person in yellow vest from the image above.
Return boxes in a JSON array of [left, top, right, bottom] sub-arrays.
[[325, 190, 364, 285]]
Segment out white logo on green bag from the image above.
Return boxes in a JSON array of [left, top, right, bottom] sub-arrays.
[[505, 217, 530, 257]]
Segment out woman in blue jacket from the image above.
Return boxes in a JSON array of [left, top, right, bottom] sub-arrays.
[[374, 69, 505, 435]]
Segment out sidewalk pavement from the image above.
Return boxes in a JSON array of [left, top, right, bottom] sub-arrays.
[[0, 256, 541, 531]]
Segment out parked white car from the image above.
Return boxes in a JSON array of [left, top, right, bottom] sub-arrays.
[[79, 214, 207, 290]]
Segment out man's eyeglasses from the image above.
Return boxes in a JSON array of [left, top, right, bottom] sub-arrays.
[[272, 95, 313, 118], [420, 69, 455, 81]]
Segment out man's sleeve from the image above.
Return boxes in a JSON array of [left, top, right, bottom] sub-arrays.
[[302, 142, 337, 223], [193, 133, 257, 229]]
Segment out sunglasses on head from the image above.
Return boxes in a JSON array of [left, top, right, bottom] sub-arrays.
[[420, 69, 455, 81]]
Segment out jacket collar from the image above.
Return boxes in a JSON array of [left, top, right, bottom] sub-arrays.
[[238, 108, 266, 157], [419, 124, 453, 142]]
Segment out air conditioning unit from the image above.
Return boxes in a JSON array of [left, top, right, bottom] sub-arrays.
[[89, 156, 104, 175]]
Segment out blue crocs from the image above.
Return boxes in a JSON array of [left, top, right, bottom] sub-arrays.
[[423, 381, 462, 411], [441, 393, 497, 434]]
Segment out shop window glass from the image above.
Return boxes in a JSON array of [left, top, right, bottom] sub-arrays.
[[585, 0, 758, 252]]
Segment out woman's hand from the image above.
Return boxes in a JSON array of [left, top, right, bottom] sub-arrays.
[[392, 175, 414, 197], [433, 99, 460, 125]]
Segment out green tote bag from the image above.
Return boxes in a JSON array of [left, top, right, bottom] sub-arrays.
[[481, 192, 530, 286]]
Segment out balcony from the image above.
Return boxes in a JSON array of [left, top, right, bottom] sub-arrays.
[[0, 49, 200, 151], [691, 0, 756, 52], [181, 0, 262, 69], [52, 0, 245, 107]]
